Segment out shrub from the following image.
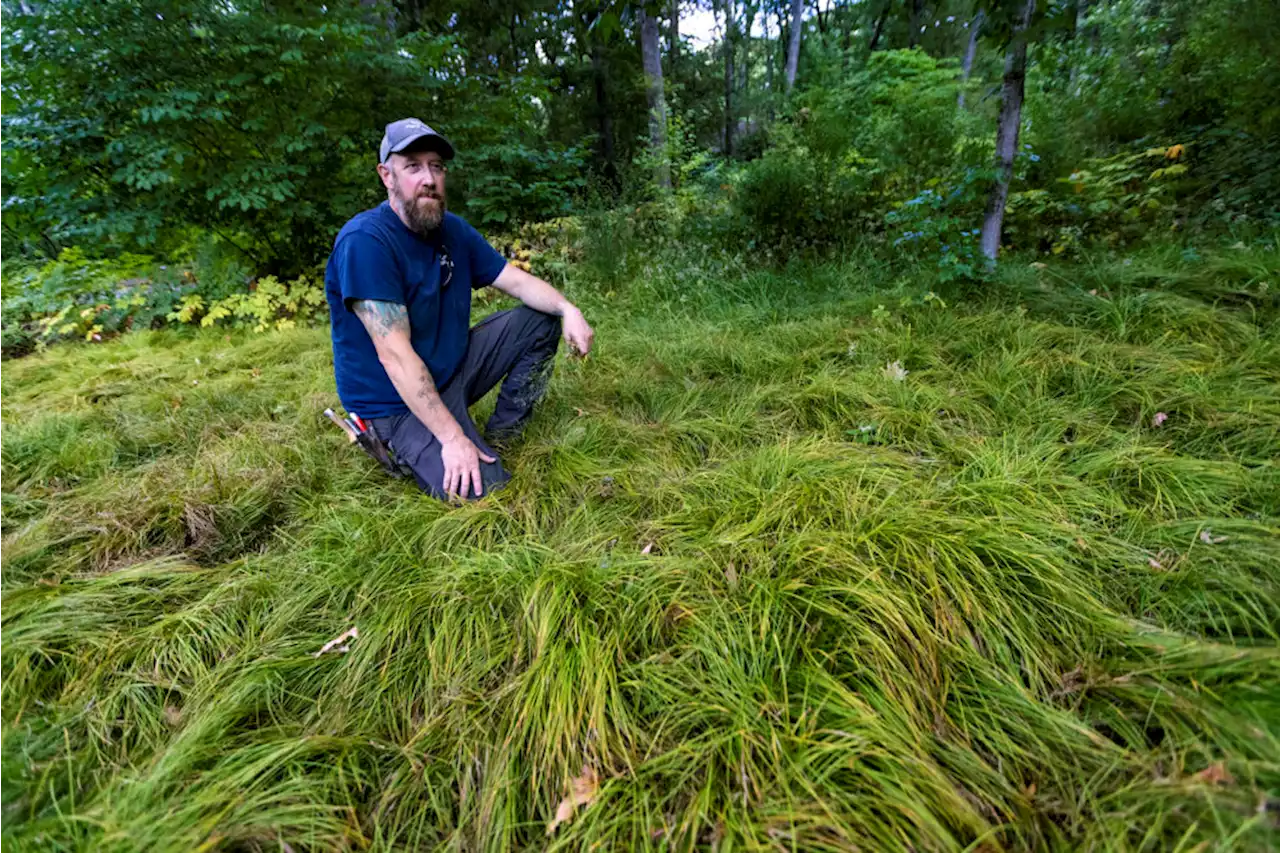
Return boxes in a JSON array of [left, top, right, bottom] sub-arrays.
[[731, 140, 877, 249], [1005, 145, 1192, 255], [456, 142, 590, 229]]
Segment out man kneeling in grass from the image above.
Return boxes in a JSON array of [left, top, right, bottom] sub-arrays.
[[325, 118, 594, 501]]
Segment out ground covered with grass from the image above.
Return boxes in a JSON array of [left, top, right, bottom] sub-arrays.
[[3, 249, 1279, 851]]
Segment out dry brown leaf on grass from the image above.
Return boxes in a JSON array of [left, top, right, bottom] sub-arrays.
[[1192, 761, 1233, 785], [546, 765, 599, 836], [313, 626, 358, 657]]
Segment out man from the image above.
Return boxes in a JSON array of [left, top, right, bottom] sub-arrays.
[[325, 118, 594, 501]]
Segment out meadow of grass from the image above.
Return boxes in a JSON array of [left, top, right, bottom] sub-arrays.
[[2, 245, 1279, 851]]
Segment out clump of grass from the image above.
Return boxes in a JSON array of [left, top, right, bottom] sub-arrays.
[[3, 247, 1279, 851]]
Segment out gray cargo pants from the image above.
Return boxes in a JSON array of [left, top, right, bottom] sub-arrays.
[[368, 306, 561, 501]]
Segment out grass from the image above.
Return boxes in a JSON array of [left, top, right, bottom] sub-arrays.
[[2, 244, 1279, 851]]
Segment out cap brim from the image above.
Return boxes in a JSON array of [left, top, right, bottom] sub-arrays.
[[388, 131, 455, 161]]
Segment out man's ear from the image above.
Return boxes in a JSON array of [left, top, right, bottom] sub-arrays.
[[377, 161, 394, 191]]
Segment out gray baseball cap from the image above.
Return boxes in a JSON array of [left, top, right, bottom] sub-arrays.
[[379, 118, 455, 163]]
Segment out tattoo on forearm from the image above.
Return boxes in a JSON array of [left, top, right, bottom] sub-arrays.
[[352, 299, 409, 338], [416, 368, 442, 410]]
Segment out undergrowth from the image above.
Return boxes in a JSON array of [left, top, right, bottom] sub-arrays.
[[2, 247, 1278, 851]]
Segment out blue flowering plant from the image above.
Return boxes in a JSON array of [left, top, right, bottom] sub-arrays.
[[884, 167, 991, 282]]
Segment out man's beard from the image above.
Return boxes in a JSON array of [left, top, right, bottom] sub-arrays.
[[391, 180, 446, 234]]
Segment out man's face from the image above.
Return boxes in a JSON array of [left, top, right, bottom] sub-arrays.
[[378, 148, 448, 234]]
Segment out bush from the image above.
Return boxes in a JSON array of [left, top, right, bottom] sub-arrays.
[[884, 169, 990, 282], [456, 142, 589, 229], [731, 140, 877, 249], [1, 245, 325, 357], [0, 0, 558, 274], [1005, 145, 1192, 255]]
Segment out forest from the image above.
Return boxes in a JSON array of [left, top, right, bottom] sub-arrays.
[[2, 0, 1278, 850]]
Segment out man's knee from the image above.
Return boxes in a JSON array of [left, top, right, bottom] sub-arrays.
[[513, 305, 561, 344]]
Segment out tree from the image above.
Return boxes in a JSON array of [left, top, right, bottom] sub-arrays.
[[669, 0, 680, 63], [785, 0, 803, 92], [638, 6, 671, 188], [868, 0, 892, 51], [958, 8, 985, 107], [719, 0, 736, 155], [907, 0, 928, 48], [980, 0, 1036, 262]]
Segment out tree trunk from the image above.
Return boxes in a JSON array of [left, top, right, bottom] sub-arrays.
[[867, 1, 891, 52], [590, 33, 617, 188], [785, 0, 803, 92], [670, 0, 680, 65], [721, 0, 735, 155], [980, 0, 1035, 263], [764, 13, 775, 118], [1069, 0, 1089, 92], [907, 0, 927, 49], [957, 9, 984, 107], [639, 9, 671, 189]]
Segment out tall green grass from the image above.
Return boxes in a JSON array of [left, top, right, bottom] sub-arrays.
[[3, 247, 1278, 851]]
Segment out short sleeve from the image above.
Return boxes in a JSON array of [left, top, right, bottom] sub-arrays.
[[460, 219, 508, 290], [333, 231, 405, 311]]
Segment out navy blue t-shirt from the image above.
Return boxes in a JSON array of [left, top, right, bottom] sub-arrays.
[[325, 204, 508, 418]]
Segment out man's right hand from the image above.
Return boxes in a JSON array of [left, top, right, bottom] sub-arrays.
[[440, 435, 497, 500]]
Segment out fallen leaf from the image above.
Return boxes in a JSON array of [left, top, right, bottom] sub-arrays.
[[1192, 761, 1233, 786], [1023, 782, 1037, 797], [1152, 411, 1168, 427], [1148, 557, 1166, 571], [1088, 289, 1098, 296], [641, 542, 654, 555], [725, 562, 739, 587], [574, 407, 588, 417], [164, 705, 183, 726], [313, 626, 359, 658], [546, 765, 599, 836], [1199, 530, 1228, 545]]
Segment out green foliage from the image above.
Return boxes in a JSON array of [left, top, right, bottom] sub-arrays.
[[796, 49, 972, 195], [2, 248, 324, 357], [732, 50, 987, 251], [169, 275, 327, 333], [0, 0, 552, 272], [885, 168, 991, 282], [1006, 145, 1192, 255], [732, 141, 876, 248], [1, 249, 179, 355], [456, 142, 589, 228]]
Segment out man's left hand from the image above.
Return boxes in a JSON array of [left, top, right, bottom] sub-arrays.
[[562, 305, 594, 357]]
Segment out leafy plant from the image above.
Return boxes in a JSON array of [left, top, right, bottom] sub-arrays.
[[885, 168, 991, 282]]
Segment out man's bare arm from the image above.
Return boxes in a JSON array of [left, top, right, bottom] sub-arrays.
[[350, 299, 464, 444], [490, 263, 594, 356]]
